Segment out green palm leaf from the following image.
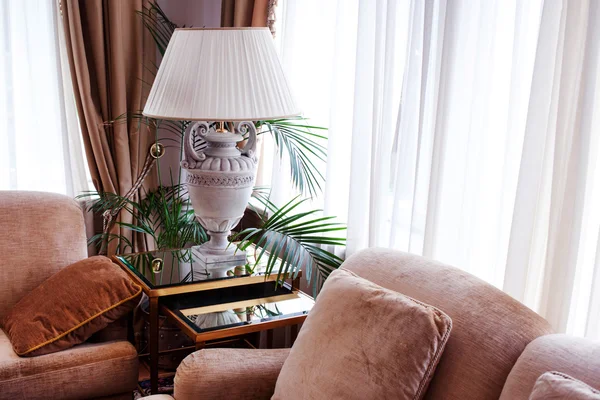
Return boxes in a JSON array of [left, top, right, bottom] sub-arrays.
[[77, 183, 208, 253], [136, 1, 177, 56], [233, 195, 346, 296], [259, 118, 327, 197]]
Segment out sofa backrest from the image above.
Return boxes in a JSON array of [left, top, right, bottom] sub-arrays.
[[499, 334, 600, 399], [0, 191, 88, 317], [342, 248, 553, 400]]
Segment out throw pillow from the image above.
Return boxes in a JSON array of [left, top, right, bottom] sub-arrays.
[[1, 256, 142, 356], [272, 267, 452, 400], [529, 371, 600, 400]]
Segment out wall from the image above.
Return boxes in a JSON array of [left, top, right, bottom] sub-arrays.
[[157, 0, 222, 28]]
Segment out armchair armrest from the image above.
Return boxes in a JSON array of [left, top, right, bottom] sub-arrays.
[[174, 348, 291, 400]]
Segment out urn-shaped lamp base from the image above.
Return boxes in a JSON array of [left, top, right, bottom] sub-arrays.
[[182, 121, 258, 276]]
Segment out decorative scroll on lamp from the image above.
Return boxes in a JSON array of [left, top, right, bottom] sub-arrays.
[[143, 28, 300, 275]]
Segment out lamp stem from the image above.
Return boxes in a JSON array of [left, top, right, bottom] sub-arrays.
[[216, 121, 226, 133]]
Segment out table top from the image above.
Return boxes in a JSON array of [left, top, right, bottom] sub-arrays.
[[162, 280, 314, 340], [114, 246, 301, 297]]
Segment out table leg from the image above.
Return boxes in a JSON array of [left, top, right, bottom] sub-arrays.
[[292, 275, 300, 291], [290, 324, 299, 345], [267, 329, 274, 349], [149, 297, 159, 394], [127, 310, 135, 344]]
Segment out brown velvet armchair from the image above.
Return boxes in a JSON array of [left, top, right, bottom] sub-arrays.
[[146, 248, 600, 400], [0, 191, 138, 399]]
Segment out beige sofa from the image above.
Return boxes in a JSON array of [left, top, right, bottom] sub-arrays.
[[0, 191, 138, 399], [148, 248, 600, 399]]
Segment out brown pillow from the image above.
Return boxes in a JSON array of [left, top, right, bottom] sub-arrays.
[[529, 372, 600, 400], [273, 267, 452, 400], [1, 256, 142, 357]]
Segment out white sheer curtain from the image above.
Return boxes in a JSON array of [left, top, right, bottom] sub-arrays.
[[274, 0, 600, 339], [0, 0, 88, 196]]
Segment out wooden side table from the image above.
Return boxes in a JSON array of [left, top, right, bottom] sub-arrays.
[[161, 280, 313, 351], [112, 248, 311, 395]]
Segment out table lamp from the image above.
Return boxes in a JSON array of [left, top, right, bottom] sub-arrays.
[[143, 28, 300, 275]]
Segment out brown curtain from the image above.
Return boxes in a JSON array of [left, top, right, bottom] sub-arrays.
[[62, 0, 157, 254], [221, 0, 273, 29]]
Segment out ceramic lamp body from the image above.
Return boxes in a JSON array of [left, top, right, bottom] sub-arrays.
[[182, 122, 257, 263], [142, 28, 301, 268]]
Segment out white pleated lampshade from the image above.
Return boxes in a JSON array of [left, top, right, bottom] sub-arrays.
[[143, 28, 301, 121]]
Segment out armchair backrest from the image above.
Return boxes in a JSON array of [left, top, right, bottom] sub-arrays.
[[0, 191, 87, 317], [342, 248, 553, 400]]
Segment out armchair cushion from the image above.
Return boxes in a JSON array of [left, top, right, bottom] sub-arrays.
[[1, 256, 142, 356], [174, 348, 290, 400], [344, 248, 554, 399], [500, 334, 600, 399], [529, 372, 600, 399], [273, 267, 452, 400]]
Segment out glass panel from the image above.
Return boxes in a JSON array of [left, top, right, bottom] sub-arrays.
[[116, 246, 274, 289], [182, 290, 314, 333], [160, 280, 314, 334]]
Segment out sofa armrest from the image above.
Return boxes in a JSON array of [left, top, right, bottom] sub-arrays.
[[174, 348, 290, 400], [143, 396, 175, 400]]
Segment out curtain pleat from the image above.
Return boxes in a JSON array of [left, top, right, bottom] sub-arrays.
[[221, 0, 270, 28], [61, 0, 157, 254], [273, 0, 600, 339]]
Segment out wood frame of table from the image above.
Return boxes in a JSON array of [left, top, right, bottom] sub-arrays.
[[112, 254, 303, 395], [161, 289, 311, 350]]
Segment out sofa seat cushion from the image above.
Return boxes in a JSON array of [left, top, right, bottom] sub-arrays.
[[273, 268, 452, 400], [529, 372, 600, 399], [0, 329, 138, 399]]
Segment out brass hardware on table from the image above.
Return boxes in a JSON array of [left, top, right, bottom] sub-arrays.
[[151, 258, 164, 273]]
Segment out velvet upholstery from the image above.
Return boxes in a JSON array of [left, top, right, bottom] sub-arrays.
[[273, 268, 452, 400], [500, 334, 600, 399], [0, 191, 88, 317], [174, 348, 290, 400], [0, 191, 138, 398], [2, 256, 142, 356], [528, 372, 600, 399], [342, 248, 553, 400], [163, 248, 600, 400]]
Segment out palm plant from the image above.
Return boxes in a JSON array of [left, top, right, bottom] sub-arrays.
[[235, 194, 345, 296], [81, 1, 345, 292], [81, 182, 207, 254]]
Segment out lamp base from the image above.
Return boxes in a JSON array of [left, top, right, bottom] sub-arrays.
[[191, 244, 247, 279]]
